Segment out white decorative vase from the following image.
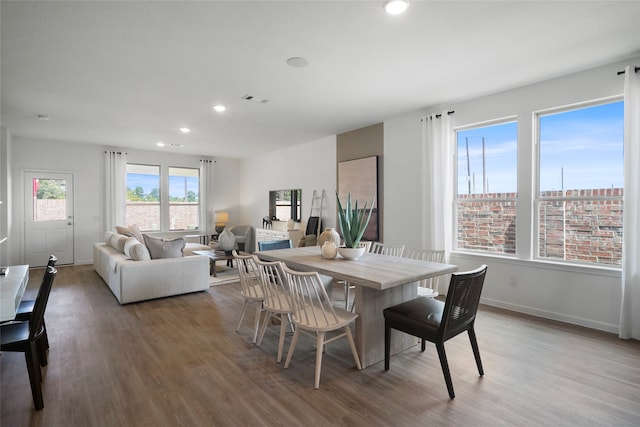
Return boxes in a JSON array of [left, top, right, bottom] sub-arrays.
[[338, 246, 366, 260], [218, 227, 236, 252], [319, 228, 341, 247], [321, 241, 338, 259]]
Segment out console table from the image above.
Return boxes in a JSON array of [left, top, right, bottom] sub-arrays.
[[0, 265, 29, 322]]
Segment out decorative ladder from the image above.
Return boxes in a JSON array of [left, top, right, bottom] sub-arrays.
[[307, 189, 325, 237]]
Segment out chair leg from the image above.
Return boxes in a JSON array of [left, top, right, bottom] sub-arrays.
[[284, 328, 300, 368], [344, 326, 362, 370], [468, 327, 484, 376], [256, 311, 271, 347], [421, 338, 426, 352], [314, 332, 325, 389], [252, 303, 263, 344], [435, 343, 455, 399], [384, 324, 391, 371], [276, 314, 287, 363], [236, 300, 249, 332], [25, 342, 44, 410]]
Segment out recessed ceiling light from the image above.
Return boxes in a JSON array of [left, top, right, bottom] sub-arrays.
[[156, 141, 165, 147], [170, 143, 185, 148], [36, 114, 50, 121], [384, 0, 409, 15], [179, 127, 190, 134], [213, 105, 226, 112], [286, 57, 309, 68]]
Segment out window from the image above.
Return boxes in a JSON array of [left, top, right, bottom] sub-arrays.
[[536, 100, 623, 266], [269, 189, 301, 222], [32, 178, 67, 221], [168, 167, 200, 231], [455, 120, 518, 254], [126, 164, 160, 231]]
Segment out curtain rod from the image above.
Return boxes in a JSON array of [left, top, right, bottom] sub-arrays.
[[617, 66, 640, 75], [435, 111, 455, 118]]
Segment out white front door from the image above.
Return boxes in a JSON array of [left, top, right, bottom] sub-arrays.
[[24, 171, 74, 266]]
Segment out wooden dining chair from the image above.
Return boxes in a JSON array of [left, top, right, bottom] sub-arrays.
[[232, 250, 264, 344], [403, 249, 445, 297], [370, 242, 405, 257], [282, 264, 362, 389], [384, 265, 488, 399], [253, 257, 294, 363], [0, 266, 57, 410]]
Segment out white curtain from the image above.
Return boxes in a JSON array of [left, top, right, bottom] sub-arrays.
[[421, 112, 454, 253], [104, 150, 127, 232], [619, 65, 640, 340], [200, 159, 215, 238]]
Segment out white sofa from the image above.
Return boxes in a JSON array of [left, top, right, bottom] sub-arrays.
[[93, 236, 210, 304]]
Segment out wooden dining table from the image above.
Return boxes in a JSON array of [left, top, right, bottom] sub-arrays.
[[256, 246, 458, 368]]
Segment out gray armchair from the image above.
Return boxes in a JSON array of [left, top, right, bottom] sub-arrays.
[[228, 225, 255, 253]]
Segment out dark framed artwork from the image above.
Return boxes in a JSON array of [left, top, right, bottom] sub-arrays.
[[337, 156, 379, 242]]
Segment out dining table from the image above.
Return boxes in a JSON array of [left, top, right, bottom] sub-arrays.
[[0, 265, 30, 322], [256, 246, 458, 368]]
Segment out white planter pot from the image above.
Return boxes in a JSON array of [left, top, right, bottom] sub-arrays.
[[338, 246, 366, 260]]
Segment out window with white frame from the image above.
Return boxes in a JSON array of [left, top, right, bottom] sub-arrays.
[[168, 167, 200, 231], [126, 164, 160, 231], [536, 100, 624, 266], [455, 120, 518, 254]]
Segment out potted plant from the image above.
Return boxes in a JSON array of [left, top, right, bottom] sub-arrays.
[[336, 192, 375, 260]]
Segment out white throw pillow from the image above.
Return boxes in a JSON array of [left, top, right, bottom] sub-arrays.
[[110, 233, 128, 253], [129, 243, 151, 261], [123, 237, 140, 258]]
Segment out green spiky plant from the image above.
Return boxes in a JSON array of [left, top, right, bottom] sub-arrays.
[[336, 191, 376, 248]]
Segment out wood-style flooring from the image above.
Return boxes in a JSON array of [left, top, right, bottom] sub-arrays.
[[2, 264, 639, 426]]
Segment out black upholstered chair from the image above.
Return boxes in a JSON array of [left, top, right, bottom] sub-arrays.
[[1, 266, 57, 410], [384, 264, 488, 399], [257, 239, 292, 251]]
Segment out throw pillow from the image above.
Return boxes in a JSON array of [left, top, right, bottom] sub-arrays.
[[128, 224, 145, 243], [104, 231, 114, 244], [123, 237, 140, 258], [111, 234, 128, 253], [143, 235, 186, 259], [129, 243, 151, 261]]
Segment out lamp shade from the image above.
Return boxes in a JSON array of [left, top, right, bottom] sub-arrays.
[[214, 211, 229, 224]]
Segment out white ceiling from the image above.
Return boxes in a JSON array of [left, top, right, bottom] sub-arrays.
[[2, 1, 639, 159]]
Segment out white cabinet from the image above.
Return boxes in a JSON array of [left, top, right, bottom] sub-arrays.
[[255, 228, 303, 251]]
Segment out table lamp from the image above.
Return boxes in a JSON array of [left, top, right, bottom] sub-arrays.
[[214, 211, 229, 234]]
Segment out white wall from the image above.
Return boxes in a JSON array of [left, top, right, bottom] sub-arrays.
[[240, 135, 337, 232], [8, 137, 239, 265], [382, 57, 640, 333]]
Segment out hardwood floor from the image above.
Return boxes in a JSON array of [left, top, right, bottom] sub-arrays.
[[2, 265, 639, 426]]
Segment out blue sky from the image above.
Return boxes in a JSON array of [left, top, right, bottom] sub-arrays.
[[457, 101, 624, 194], [127, 174, 199, 198]]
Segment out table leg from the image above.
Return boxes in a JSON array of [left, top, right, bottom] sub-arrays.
[[354, 281, 417, 368]]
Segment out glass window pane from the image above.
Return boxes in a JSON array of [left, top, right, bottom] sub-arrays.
[[126, 164, 160, 231], [169, 167, 199, 231], [457, 121, 518, 196], [539, 102, 623, 193], [33, 178, 66, 221], [457, 199, 516, 254]]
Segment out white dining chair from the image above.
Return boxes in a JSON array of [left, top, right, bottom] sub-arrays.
[[233, 251, 264, 344], [370, 242, 405, 257], [403, 248, 446, 297], [282, 264, 362, 389]]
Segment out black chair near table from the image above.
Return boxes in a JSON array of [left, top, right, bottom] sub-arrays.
[[383, 264, 488, 399], [257, 239, 292, 251], [0, 266, 57, 410], [14, 255, 57, 356]]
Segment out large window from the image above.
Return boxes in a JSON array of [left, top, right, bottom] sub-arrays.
[[125, 164, 200, 232], [126, 164, 160, 231], [536, 100, 624, 266], [455, 120, 518, 254], [168, 167, 200, 231]]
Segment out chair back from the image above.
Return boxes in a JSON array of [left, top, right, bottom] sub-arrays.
[[370, 242, 405, 257], [403, 249, 445, 295], [281, 264, 341, 328], [233, 250, 262, 300], [253, 257, 291, 312], [47, 255, 58, 267], [258, 239, 292, 251], [440, 265, 487, 340], [30, 266, 57, 340]]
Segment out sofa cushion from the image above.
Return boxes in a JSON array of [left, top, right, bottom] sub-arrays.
[[129, 243, 152, 261], [143, 235, 186, 259]]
